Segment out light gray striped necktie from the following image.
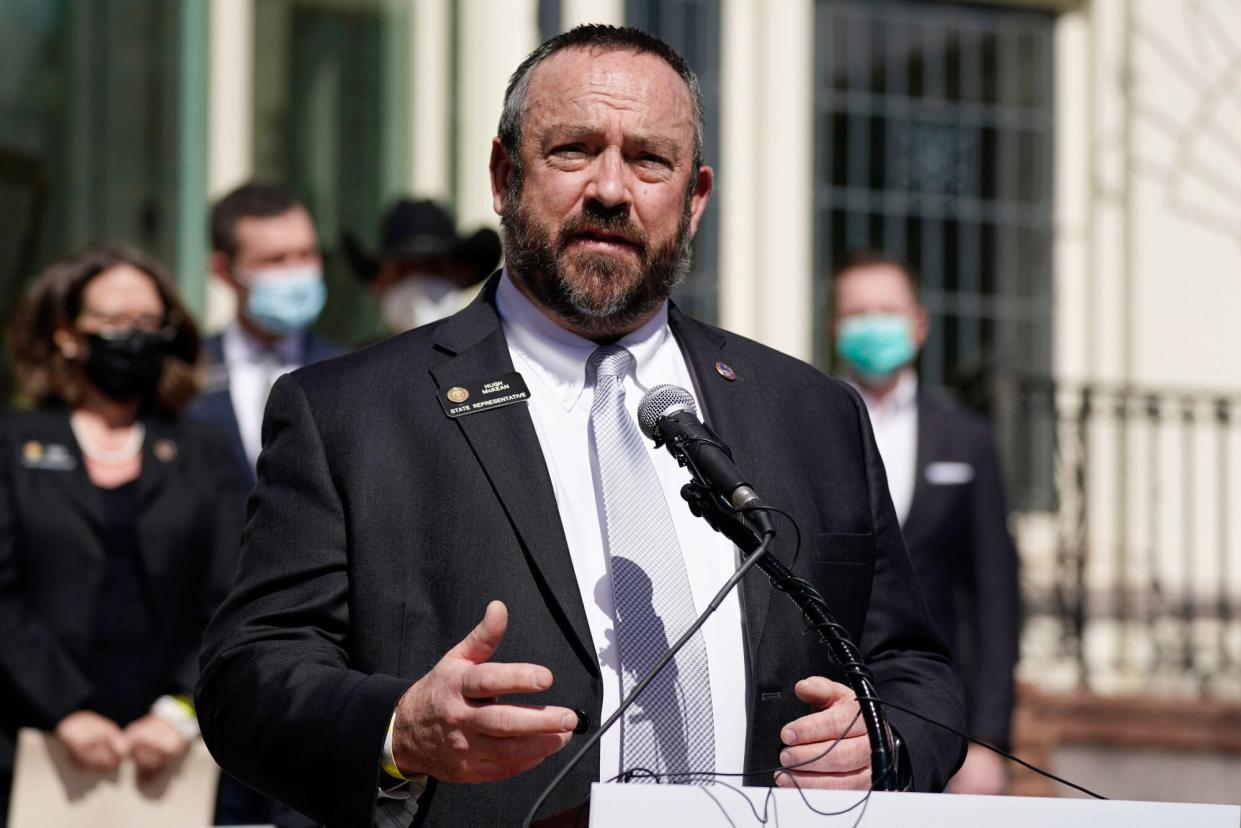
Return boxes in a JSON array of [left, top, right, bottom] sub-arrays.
[[588, 344, 715, 782]]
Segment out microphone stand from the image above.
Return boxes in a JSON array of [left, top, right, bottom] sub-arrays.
[[680, 481, 902, 792]]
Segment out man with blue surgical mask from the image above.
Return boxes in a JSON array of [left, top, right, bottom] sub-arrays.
[[192, 183, 342, 488], [831, 249, 1020, 798]]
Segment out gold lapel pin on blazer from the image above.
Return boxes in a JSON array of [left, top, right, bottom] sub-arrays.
[[154, 439, 178, 463], [714, 361, 737, 381], [23, 441, 43, 463]]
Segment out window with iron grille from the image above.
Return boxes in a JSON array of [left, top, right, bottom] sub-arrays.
[[812, 0, 1055, 508]]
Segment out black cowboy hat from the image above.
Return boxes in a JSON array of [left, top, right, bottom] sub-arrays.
[[343, 199, 502, 288]]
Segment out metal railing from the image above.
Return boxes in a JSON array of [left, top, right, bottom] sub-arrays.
[[1009, 378, 1241, 699]]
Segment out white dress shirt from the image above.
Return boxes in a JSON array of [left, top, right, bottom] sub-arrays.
[[496, 271, 748, 783], [851, 369, 919, 527], [222, 322, 305, 469]]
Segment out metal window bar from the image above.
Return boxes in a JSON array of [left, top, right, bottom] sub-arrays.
[[1017, 378, 1241, 699], [813, 0, 1055, 510]]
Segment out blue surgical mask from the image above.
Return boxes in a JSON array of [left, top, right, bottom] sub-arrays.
[[837, 313, 917, 382], [243, 265, 327, 335]]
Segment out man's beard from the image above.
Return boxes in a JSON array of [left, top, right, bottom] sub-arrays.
[[500, 180, 694, 339]]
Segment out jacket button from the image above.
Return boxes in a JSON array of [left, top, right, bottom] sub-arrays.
[[573, 708, 590, 734]]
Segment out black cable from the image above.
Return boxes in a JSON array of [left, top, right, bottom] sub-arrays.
[[521, 531, 777, 828], [738, 503, 802, 568], [856, 695, 1109, 800]]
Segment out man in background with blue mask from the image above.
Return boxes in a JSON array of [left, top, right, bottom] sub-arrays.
[[191, 183, 342, 491], [831, 249, 1020, 798]]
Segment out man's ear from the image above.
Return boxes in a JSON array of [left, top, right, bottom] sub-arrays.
[[208, 251, 238, 287], [913, 304, 930, 349], [490, 138, 514, 216], [686, 165, 714, 239]]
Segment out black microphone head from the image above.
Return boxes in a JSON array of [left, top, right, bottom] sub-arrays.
[[637, 384, 697, 440]]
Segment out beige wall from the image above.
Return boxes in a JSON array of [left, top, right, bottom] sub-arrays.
[[1055, 0, 1241, 391]]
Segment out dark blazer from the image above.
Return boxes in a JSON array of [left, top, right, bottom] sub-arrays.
[[901, 388, 1020, 750], [0, 409, 247, 772], [197, 277, 966, 827], [186, 331, 343, 486]]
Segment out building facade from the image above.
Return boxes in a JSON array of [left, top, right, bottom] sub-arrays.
[[3, 0, 1241, 741]]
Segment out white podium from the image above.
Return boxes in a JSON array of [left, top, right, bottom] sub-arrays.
[[588, 782, 1240, 827]]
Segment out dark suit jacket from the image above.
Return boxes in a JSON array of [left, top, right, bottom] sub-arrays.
[[0, 409, 247, 772], [196, 278, 966, 827], [901, 388, 1020, 750], [186, 330, 343, 486]]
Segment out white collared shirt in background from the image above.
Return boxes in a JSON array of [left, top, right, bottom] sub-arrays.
[[222, 321, 305, 470], [496, 271, 748, 784], [851, 369, 919, 527]]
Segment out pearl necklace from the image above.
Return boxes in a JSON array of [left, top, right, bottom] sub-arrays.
[[70, 415, 146, 466]]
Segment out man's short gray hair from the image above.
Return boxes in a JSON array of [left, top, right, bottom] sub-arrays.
[[497, 24, 706, 177]]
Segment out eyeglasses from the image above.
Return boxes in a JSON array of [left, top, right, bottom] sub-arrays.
[[77, 310, 180, 342]]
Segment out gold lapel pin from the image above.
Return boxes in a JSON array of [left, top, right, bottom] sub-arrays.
[[715, 361, 737, 381], [154, 439, 178, 463], [23, 441, 43, 462], [446, 386, 470, 403]]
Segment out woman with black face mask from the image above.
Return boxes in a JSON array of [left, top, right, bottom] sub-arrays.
[[0, 245, 247, 824]]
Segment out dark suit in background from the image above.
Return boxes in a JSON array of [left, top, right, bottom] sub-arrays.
[[901, 387, 1020, 751], [197, 278, 966, 826], [0, 409, 245, 819], [186, 331, 342, 487]]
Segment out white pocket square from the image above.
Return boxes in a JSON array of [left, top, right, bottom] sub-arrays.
[[925, 461, 974, 485]]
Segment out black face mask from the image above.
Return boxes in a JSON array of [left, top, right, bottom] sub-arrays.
[[82, 331, 166, 402]]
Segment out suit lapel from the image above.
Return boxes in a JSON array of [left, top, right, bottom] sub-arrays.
[[904, 387, 938, 534], [136, 418, 174, 511], [668, 308, 774, 667], [428, 281, 597, 672], [202, 339, 253, 486], [41, 413, 109, 535], [133, 418, 179, 620], [206, 388, 250, 485]]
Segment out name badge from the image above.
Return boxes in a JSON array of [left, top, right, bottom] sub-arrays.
[[20, 441, 77, 471], [438, 372, 531, 418]]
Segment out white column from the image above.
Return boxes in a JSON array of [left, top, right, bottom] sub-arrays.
[[456, 0, 540, 230], [718, 0, 760, 339], [1087, 0, 1130, 384], [410, 0, 453, 202], [719, 0, 814, 361], [562, 0, 624, 28], [207, 0, 253, 198], [1052, 4, 1091, 382], [205, 0, 254, 332]]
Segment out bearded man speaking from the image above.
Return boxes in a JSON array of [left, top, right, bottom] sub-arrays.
[[196, 25, 965, 828]]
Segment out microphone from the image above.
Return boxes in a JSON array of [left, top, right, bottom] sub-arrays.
[[637, 385, 773, 534]]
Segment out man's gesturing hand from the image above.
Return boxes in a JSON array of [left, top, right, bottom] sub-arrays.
[[391, 601, 579, 783], [775, 677, 872, 790]]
